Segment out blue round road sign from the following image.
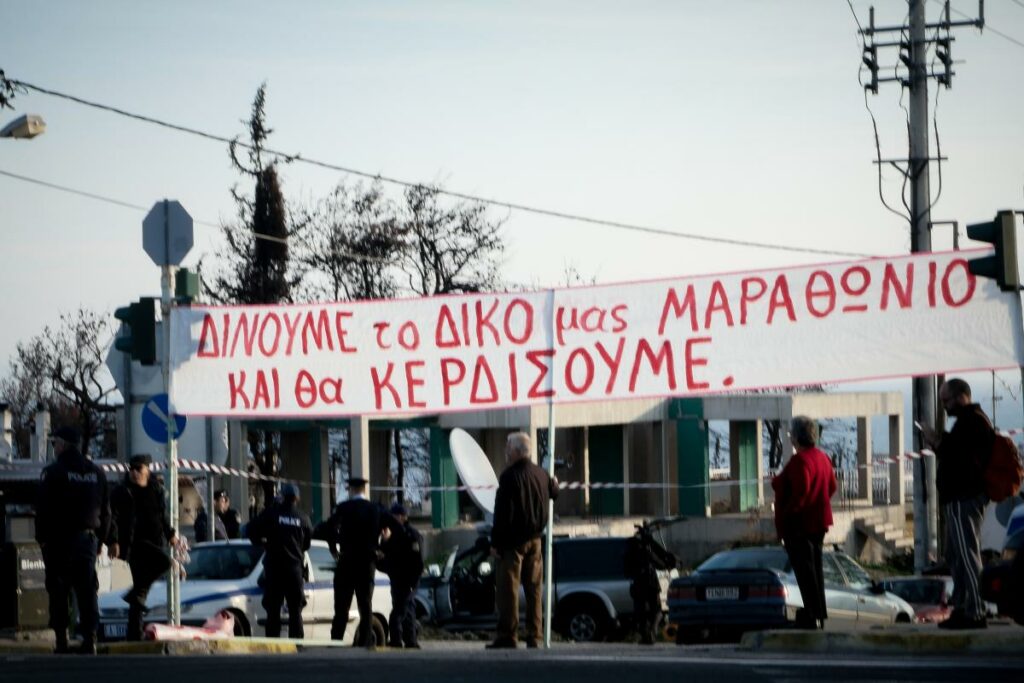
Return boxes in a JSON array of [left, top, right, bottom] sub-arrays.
[[141, 393, 186, 443]]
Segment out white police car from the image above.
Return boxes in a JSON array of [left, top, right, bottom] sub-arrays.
[[98, 539, 391, 643]]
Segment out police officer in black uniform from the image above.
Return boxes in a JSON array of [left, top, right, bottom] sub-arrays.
[[379, 503, 424, 648], [327, 477, 387, 646], [623, 520, 677, 645], [248, 483, 312, 638], [107, 454, 177, 642], [35, 425, 111, 654]]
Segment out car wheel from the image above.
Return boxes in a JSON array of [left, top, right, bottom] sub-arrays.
[[895, 612, 912, 624], [561, 600, 608, 642], [228, 609, 251, 637], [371, 614, 388, 646]]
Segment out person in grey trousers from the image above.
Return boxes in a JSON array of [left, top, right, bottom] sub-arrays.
[[921, 378, 993, 629]]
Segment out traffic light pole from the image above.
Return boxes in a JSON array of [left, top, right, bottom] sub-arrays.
[[162, 263, 181, 627]]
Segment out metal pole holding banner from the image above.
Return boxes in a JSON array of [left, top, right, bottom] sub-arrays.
[[544, 289, 556, 649]]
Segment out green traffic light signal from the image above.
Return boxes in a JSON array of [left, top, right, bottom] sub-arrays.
[[966, 210, 1020, 292], [114, 297, 157, 365]]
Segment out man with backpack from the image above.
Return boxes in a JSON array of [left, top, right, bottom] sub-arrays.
[[921, 378, 995, 630]]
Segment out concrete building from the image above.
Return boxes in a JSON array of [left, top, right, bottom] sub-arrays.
[[224, 391, 911, 565]]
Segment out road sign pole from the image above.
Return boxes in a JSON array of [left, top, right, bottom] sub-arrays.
[[160, 200, 181, 628], [143, 197, 192, 628]]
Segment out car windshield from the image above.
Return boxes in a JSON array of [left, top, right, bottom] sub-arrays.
[[883, 579, 944, 605], [697, 549, 789, 573], [185, 545, 262, 580]]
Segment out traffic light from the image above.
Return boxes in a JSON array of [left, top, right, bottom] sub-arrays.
[[114, 298, 157, 365], [966, 210, 1020, 292]]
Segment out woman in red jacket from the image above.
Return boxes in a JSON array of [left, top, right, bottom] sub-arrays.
[[772, 416, 838, 630]]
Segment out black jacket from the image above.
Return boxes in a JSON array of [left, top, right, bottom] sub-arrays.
[[109, 478, 174, 561], [379, 521, 424, 587], [491, 459, 559, 551], [937, 403, 995, 505], [35, 447, 110, 545], [194, 508, 227, 542], [218, 507, 242, 539], [327, 497, 389, 564], [248, 500, 312, 570]]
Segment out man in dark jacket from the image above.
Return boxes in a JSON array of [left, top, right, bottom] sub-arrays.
[[380, 503, 423, 648], [772, 416, 837, 630], [248, 483, 312, 638], [922, 378, 994, 629], [488, 432, 559, 649], [108, 454, 176, 641], [327, 477, 387, 646], [36, 425, 110, 654], [624, 521, 677, 644], [194, 501, 227, 543], [215, 489, 242, 539]]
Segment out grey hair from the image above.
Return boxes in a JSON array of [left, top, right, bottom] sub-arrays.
[[506, 432, 532, 461], [790, 416, 819, 448]]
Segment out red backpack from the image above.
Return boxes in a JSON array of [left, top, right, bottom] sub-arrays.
[[984, 432, 1024, 503]]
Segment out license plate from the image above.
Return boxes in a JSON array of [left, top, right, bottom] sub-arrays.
[[705, 586, 739, 601], [103, 622, 127, 639]]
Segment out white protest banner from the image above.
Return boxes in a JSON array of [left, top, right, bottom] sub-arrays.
[[170, 250, 1024, 417]]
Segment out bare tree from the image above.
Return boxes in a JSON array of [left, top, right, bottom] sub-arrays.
[[297, 181, 404, 302], [1, 308, 117, 457], [400, 184, 505, 296]]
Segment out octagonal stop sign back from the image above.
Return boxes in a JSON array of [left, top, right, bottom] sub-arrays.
[[143, 200, 194, 266]]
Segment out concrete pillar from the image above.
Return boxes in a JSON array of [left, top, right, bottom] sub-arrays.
[[857, 416, 873, 505], [350, 416, 371, 482], [888, 414, 905, 505], [32, 409, 50, 463], [622, 424, 630, 516], [227, 421, 249, 523], [582, 426, 591, 514]]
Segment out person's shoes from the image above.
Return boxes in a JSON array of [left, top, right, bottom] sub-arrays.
[[53, 634, 70, 655], [486, 639, 518, 649], [77, 640, 97, 655], [525, 639, 539, 649], [405, 643, 422, 649]]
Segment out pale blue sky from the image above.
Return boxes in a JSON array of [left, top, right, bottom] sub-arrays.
[[2, 1, 1024, 429]]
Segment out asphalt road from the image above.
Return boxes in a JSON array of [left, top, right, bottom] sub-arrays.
[[0, 643, 1018, 683]]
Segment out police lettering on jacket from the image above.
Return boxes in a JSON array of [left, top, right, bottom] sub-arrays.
[[278, 515, 303, 528]]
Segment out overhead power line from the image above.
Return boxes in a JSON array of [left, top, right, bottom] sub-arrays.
[[12, 79, 880, 259], [0, 167, 389, 262]]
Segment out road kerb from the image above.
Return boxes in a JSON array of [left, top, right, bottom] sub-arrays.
[[740, 628, 1024, 656]]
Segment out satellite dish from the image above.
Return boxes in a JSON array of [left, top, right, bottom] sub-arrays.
[[449, 428, 499, 516]]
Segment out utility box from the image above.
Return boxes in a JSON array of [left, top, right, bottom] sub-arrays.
[[0, 542, 49, 630]]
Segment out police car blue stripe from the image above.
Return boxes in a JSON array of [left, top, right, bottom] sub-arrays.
[[179, 579, 386, 607]]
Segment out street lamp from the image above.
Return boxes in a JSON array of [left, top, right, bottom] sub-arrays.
[[0, 113, 45, 139]]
